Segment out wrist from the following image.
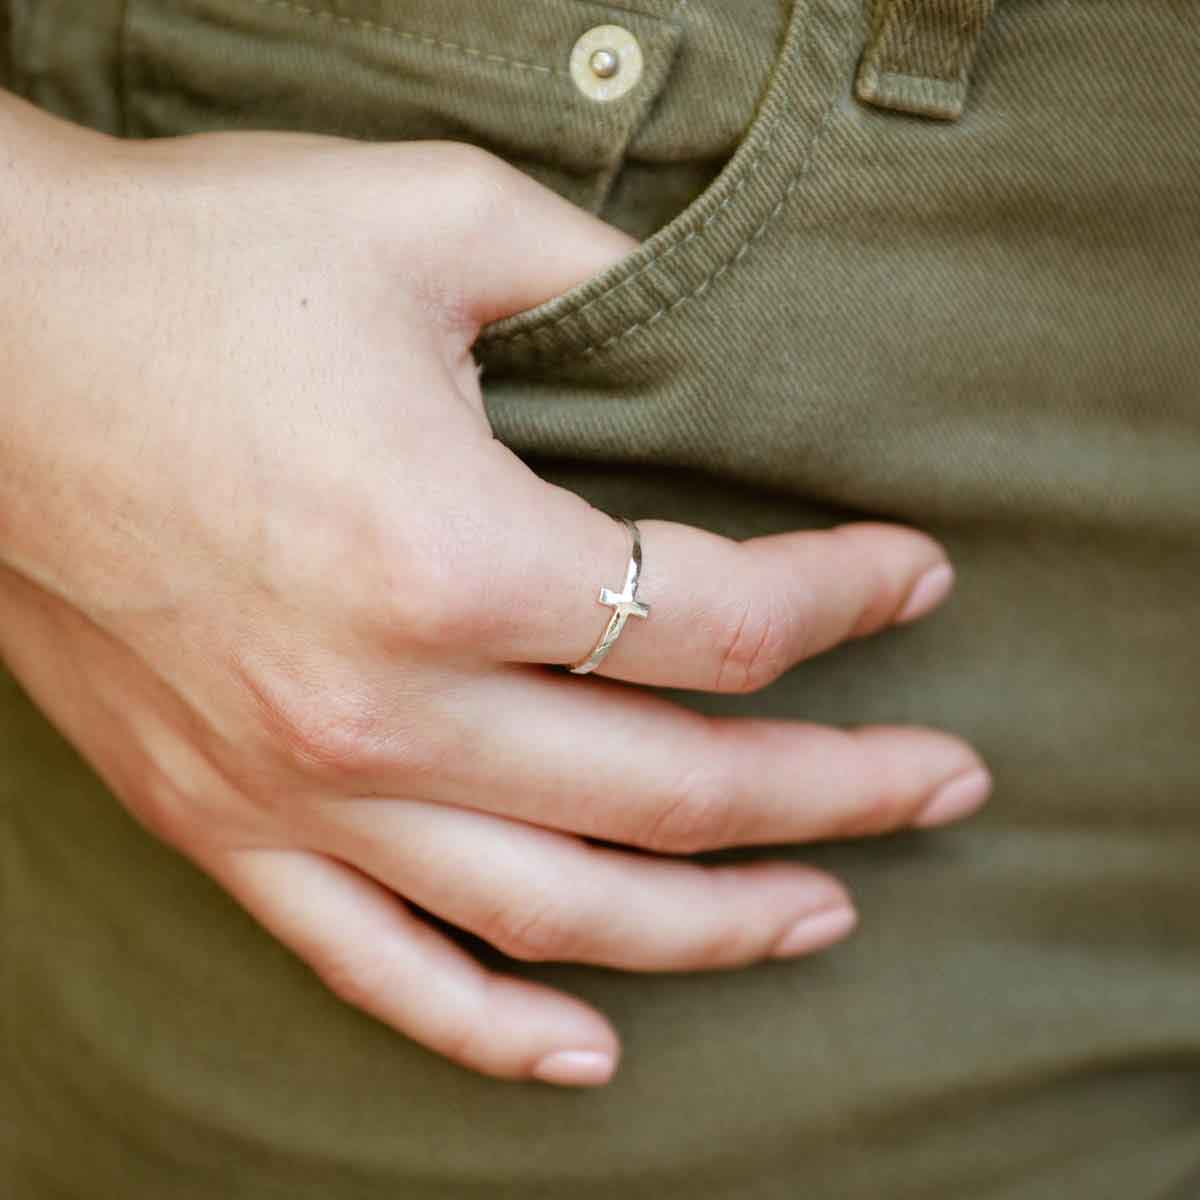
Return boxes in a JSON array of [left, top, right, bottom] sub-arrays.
[[0, 89, 117, 264], [0, 93, 125, 581]]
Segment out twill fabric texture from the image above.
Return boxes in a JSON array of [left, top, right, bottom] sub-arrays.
[[3, 2, 1200, 1198]]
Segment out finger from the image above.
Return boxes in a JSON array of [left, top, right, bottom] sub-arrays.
[[413, 141, 639, 331], [461, 472, 956, 691], [324, 798, 857, 971], [424, 666, 991, 854], [207, 846, 620, 1087]]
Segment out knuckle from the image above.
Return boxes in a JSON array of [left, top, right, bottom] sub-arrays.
[[124, 742, 254, 851], [830, 524, 935, 637], [691, 912, 763, 968], [824, 526, 884, 637], [640, 756, 739, 854], [234, 655, 443, 783], [366, 139, 507, 223], [426, 141, 512, 231], [482, 896, 579, 963], [713, 590, 795, 693], [841, 788, 910, 837], [374, 525, 491, 653], [126, 773, 194, 847], [834, 731, 918, 836], [288, 493, 473, 655], [845, 566, 893, 641], [853, 576, 897, 640], [433, 137, 509, 185], [268, 693, 374, 775], [422, 1000, 488, 1069], [387, 571, 480, 652], [696, 929, 762, 969], [425, 983, 519, 1078], [315, 942, 505, 1078]]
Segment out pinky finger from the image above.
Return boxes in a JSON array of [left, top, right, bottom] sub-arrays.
[[207, 846, 620, 1087]]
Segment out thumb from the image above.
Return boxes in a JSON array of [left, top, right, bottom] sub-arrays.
[[421, 143, 640, 331]]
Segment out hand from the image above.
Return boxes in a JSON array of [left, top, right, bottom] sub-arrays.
[[0, 101, 990, 1087]]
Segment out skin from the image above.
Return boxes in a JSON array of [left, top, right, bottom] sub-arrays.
[[0, 91, 991, 1088]]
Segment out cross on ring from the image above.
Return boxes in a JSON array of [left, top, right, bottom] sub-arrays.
[[567, 515, 649, 674]]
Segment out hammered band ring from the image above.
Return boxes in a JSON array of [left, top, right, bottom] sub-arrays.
[[567, 515, 650, 674]]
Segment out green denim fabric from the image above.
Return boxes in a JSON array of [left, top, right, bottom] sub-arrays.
[[854, 0, 995, 120], [4, 2, 1200, 1198]]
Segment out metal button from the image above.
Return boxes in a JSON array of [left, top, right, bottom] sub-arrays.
[[589, 48, 620, 79], [570, 25, 644, 103]]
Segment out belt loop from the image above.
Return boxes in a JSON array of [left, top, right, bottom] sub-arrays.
[[854, 0, 996, 121]]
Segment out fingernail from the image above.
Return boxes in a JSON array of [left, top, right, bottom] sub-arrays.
[[532, 1050, 616, 1087], [914, 767, 992, 828], [771, 905, 858, 959], [896, 562, 955, 624]]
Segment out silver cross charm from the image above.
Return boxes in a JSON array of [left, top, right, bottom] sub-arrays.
[[568, 517, 649, 674], [599, 560, 651, 623]]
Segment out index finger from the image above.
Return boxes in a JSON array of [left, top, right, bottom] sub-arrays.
[[473, 473, 955, 692]]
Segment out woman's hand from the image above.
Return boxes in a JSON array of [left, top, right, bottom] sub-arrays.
[[0, 97, 990, 1086]]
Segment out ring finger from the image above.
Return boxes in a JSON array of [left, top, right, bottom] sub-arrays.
[[322, 797, 858, 970], [419, 664, 991, 855]]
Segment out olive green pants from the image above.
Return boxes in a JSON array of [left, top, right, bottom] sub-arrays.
[[3, 2, 1199, 1196]]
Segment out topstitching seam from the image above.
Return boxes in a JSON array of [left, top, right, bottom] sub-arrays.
[[577, 90, 840, 360], [246, 0, 566, 77], [482, 2, 849, 362], [481, 69, 791, 349], [477, 1, 835, 355]]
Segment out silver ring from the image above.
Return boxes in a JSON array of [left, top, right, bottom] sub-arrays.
[[567, 515, 650, 674]]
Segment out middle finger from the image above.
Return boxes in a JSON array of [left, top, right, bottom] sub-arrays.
[[324, 797, 858, 971], [422, 665, 991, 855]]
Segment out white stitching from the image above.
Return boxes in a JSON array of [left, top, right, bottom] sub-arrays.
[[247, 0, 564, 77], [479, 0, 849, 363], [576, 99, 841, 359], [481, 82, 791, 348]]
